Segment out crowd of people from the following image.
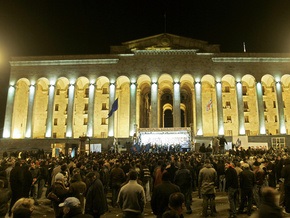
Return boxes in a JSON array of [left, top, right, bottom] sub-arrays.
[[0, 143, 289, 218]]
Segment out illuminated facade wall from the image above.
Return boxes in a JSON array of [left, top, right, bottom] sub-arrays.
[[3, 34, 290, 141]]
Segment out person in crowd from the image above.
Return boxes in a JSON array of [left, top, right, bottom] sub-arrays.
[[162, 192, 185, 218], [140, 160, 152, 202], [110, 160, 126, 208], [199, 143, 206, 159], [234, 161, 243, 207], [50, 172, 70, 218], [225, 161, 238, 218], [30, 161, 40, 205], [198, 159, 217, 217], [37, 160, 48, 199], [151, 172, 181, 218], [166, 161, 179, 184], [205, 144, 213, 158], [212, 137, 219, 155], [281, 158, 290, 214], [173, 162, 192, 214], [253, 161, 266, 208], [0, 179, 11, 218], [219, 136, 227, 154], [255, 187, 282, 218], [69, 173, 87, 212], [216, 159, 226, 192], [9, 161, 24, 216], [153, 160, 167, 188], [237, 163, 255, 216], [11, 198, 34, 218], [85, 172, 108, 218], [59, 197, 93, 218], [98, 160, 110, 196], [117, 170, 146, 218], [22, 163, 33, 198]]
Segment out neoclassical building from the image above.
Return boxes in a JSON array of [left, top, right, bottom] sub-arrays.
[[2, 33, 290, 151]]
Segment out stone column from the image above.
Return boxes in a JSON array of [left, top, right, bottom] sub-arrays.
[[150, 82, 158, 128], [3, 85, 16, 138], [173, 81, 181, 127], [65, 83, 75, 138], [45, 84, 56, 138], [130, 82, 137, 136], [195, 82, 203, 135], [275, 81, 286, 134], [216, 81, 224, 135], [86, 83, 96, 137], [256, 82, 266, 134], [25, 84, 36, 138], [236, 82, 245, 135], [108, 82, 116, 136]]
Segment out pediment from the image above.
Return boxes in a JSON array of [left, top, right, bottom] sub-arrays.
[[110, 33, 220, 54]]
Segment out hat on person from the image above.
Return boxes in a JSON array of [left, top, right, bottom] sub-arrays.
[[59, 197, 80, 208], [55, 173, 65, 182]]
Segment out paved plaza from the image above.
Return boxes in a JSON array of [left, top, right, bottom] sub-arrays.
[[5, 189, 290, 218]]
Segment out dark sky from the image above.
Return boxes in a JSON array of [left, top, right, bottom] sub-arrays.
[[1, 0, 290, 135]]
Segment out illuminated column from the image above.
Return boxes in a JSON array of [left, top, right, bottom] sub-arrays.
[[173, 81, 181, 127], [150, 82, 158, 128], [108, 82, 116, 136], [25, 84, 36, 138], [130, 82, 137, 136], [45, 84, 56, 137], [275, 81, 286, 134], [216, 81, 224, 135], [195, 82, 203, 135], [86, 83, 95, 137], [66, 83, 75, 138], [256, 82, 266, 134], [3, 85, 16, 138], [236, 82, 245, 135]]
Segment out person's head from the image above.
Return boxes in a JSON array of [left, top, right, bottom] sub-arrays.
[[59, 197, 81, 215], [162, 210, 180, 218], [168, 192, 185, 215], [55, 172, 65, 182], [12, 198, 34, 218], [161, 171, 171, 182], [261, 187, 279, 206], [128, 170, 138, 180]]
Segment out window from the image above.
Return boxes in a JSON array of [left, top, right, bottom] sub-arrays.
[[102, 103, 107, 110], [226, 130, 232, 136], [54, 118, 58, 126], [101, 118, 107, 125], [226, 116, 232, 123], [56, 89, 60, 95], [263, 101, 267, 111], [242, 86, 247, 95], [262, 86, 266, 95], [101, 132, 106, 138], [64, 104, 68, 114], [84, 88, 89, 98], [226, 101, 231, 108], [102, 88, 108, 94], [285, 115, 287, 122], [224, 86, 230, 93], [84, 104, 88, 114], [275, 115, 278, 122], [55, 104, 59, 111], [243, 101, 249, 111], [53, 132, 57, 138], [66, 89, 69, 98], [273, 101, 276, 108], [245, 116, 249, 123], [265, 115, 268, 122], [83, 118, 88, 125], [65, 118, 67, 125], [245, 130, 251, 136]]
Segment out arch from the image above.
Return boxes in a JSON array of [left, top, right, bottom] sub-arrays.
[[242, 74, 256, 87]]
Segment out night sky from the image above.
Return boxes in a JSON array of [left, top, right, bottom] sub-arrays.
[[1, 0, 290, 135]]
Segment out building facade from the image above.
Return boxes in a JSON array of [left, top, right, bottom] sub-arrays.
[[2, 34, 290, 150]]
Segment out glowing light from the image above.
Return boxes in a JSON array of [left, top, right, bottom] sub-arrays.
[[12, 129, 22, 139]]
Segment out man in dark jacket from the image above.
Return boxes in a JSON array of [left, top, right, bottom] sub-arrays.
[[151, 172, 180, 218], [85, 172, 108, 218], [237, 163, 255, 216], [109, 161, 125, 207], [282, 158, 290, 213], [225, 161, 238, 218], [174, 162, 192, 214]]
